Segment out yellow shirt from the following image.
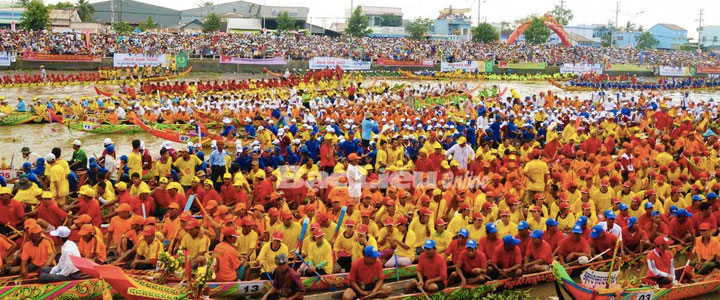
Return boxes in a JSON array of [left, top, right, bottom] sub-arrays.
[[447, 213, 470, 237], [495, 221, 518, 238], [523, 159, 549, 192], [306, 239, 333, 274], [279, 222, 302, 251], [153, 158, 173, 178], [173, 156, 202, 186], [49, 163, 69, 202], [526, 216, 547, 231], [257, 242, 289, 272], [694, 236, 720, 261], [556, 213, 576, 232], [432, 230, 452, 254], [137, 238, 163, 261], [409, 218, 434, 248], [180, 233, 210, 258], [129, 181, 149, 198], [351, 236, 377, 261], [235, 230, 258, 258], [395, 230, 416, 261], [333, 231, 356, 256], [375, 149, 387, 172], [429, 199, 447, 222], [14, 184, 43, 205], [128, 152, 143, 178]]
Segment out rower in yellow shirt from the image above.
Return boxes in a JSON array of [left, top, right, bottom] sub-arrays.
[[257, 231, 289, 274], [432, 218, 452, 254], [409, 208, 434, 248], [179, 219, 210, 265], [300, 228, 333, 275], [447, 203, 471, 235], [495, 210, 518, 237]]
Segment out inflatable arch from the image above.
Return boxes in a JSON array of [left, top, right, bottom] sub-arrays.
[[507, 14, 571, 46]]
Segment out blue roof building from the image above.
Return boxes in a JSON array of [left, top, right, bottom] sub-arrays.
[[648, 23, 687, 50]]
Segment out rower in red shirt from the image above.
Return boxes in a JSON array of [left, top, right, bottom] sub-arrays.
[[543, 218, 564, 249], [32, 191, 67, 227], [644, 211, 670, 242], [515, 221, 531, 256], [405, 239, 447, 294], [668, 208, 695, 244], [556, 225, 591, 265], [646, 236, 676, 287], [478, 223, 502, 261], [0, 186, 27, 231], [621, 217, 650, 255], [589, 225, 617, 260], [490, 235, 523, 278], [692, 202, 718, 235], [444, 229, 469, 264], [524, 230, 553, 274], [343, 246, 393, 300], [448, 239, 488, 287]]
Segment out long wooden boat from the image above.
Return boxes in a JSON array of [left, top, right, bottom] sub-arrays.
[[0, 277, 110, 300], [92, 66, 194, 97], [129, 116, 228, 147], [553, 261, 720, 300], [548, 78, 720, 92], [0, 112, 44, 126], [68, 121, 219, 135], [1, 67, 194, 89]]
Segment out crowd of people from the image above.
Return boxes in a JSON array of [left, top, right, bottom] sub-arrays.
[[3, 30, 720, 66], [0, 66, 719, 299]]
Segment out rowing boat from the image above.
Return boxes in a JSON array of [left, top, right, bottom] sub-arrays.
[[553, 261, 720, 300], [68, 121, 219, 135], [0, 112, 44, 126], [1, 67, 194, 90], [93, 66, 195, 97], [129, 116, 226, 147], [548, 78, 720, 92], [0, 277, 110, 300]]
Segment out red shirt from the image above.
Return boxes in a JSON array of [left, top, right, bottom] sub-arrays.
[[151, 189, 170, 208], [557, 236, 590, 258], [319, 144, 335, 167], [478, 236, 502, 262], [515, 233, 531, 256], [643, 221, 669, 237], [0, 199, 26, 227], [444, 238, 467, 264], [621, 227, 647, 247], [417, 252, 447, 284], [668, 218, 695, 239], [692, 213, 718, 232], [188, 186, 206, 207], [36, 200, 67, 227], [130, 196, 156, 218], [492, 244, 522, 269], [77, 198, 102, 227], [220, 183, 237, 206], [646, 249, 673, 279], [590, 233, 617, 254], [348, 258, 383, 285], [457, 249, 487, 273], [116, 191, 132, 205], [543, 228, 564, 249], [202, 189, 222, 207], [253, 179, 274, 206], [526, 240, 553, 264], [169, 193, 187, 209]]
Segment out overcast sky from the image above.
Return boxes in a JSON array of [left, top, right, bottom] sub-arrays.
[[53, 0, 720, 40]]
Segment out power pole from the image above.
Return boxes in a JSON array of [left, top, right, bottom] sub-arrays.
[[697, 9, 704, 50], [478, 0, 481, 26], [110, 0, 115, 23], [611, 1, 620, 47]]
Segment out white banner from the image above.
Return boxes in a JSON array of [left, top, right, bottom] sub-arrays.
[[441, 61, 478, 72], [580, 269, 619, 289], [560, 64, 603, 75], [113, 53, 167, 67], [0, 52, 11, 66], [308, 57, 370, 70], [658, 66, 691, 77]]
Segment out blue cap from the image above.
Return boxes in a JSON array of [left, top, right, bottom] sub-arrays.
[[458, 228, 470, 237], [22, 162, 32, 169], [518, 221, 529, 230], [531, 229, 544, 239], [693, 195, 703, 202], [502, 235, 521, 245], [605, 211, 616, 219], [651, 211, 660, 217], [628, 217, 638, 228], [465, 239, 478, 249], [485, 223, 498, 234], [590, 225, 604, 238], [577, 215, 588, 226], [571, 225, 583, 234], [669, 206, 679, 215], [619, 203, 628, 211], [363, 245, 381, 258], [708, 193, 718, 200], [423, 239, 436, 249], [678, 208, 692, 217], [546, 218, 559, 227], [106, 144, 115, 153], [89, 162, 98, 168], [644, 202, 654, 209]]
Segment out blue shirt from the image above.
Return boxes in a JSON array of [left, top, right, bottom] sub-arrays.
[[208, 149, 227, 167], [361, 119, 378, 141], [16, 100, 27, 112]]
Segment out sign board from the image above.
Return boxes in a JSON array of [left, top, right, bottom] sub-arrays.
[[23, 52, 102, 62], [580, 269, 619, 289], [658, 66, 692, 76], [560, 64, 603, 74], [308, 57, 370, 70], [0, 52, 11, 66], [440, 61, 478, 72], [376, 58, 434, 67], [218, 56, 287, 65], [498, 61, 546, 69], [604, 63, 652, 72], [113, 53, 166, 67]]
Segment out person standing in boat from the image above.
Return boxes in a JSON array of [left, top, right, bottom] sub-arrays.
[[646, 236, 676, 287]]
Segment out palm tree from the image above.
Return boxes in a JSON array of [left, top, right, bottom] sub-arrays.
[[76, 0, 95, 22]]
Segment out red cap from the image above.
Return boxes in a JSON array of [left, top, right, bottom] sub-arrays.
[[459, 202, 472, 210], [272, 231, 284, 240], [420, 195, 431, 203], [361, 210, 373, 217], [581, 187, 590, 194], [268, 207, 280, 216], [582, 202, 591, 210], [601, 179, 609, 187], [699, 223, 713, 231], [499, 209, 510, 216], [646, 189, 656, 195], [316, 213, 329, 222], [142, 226, 156, 236], [507, 197, 519, 205], [282, 213, 294, 220], [356, 224, 369, 234], [185, 219, 201, 230], [221, 226, 241, 237], [344, 219, 356, 227], [623, 181, 633, 188], [559, 202, 570, 209], [530, 205, 542, 212], [312, 228, 325, 237], [653, 235, 673, 246], [418, 207, 432, 216], [482, 202, 493, 210], [435, 218, 447, 226], [533, 194, 545, 200], [632, 196, 641, 202], [395, 216, 408, 225], [383, 217, 395, 226], [472, 212, 484, 219], [612, 197, 621, 204], [385, 199, 396, 206]]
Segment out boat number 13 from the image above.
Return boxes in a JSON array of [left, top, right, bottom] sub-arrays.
[[636, 292, 654, 300], [242, 284, 260, 293]]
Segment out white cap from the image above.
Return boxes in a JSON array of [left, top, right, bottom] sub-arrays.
[[50, 226, 71, 238], [103, 138, 113, 146], [162, 141, 173, 149], [45, 153, 56, 161], [73, 140, 81, 146]]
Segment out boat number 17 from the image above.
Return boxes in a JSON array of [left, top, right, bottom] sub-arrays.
[[636, 291, 654, 300]]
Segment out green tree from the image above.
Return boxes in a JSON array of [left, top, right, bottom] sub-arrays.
[[345, 6, 372, 37], [112, 21, 133, 33], [138, 16, 156, 31], [48, 1, 74, 9], [524, 17, 551, 44], [276, 11, 296, 32], [405, 18, 432, 40], [200, 0, 214, 7], [471, 23, 499, 43], [19, 0, 49, 30], [14, 0, 30, 7], [202, 12, 221, 32], [378, 14, 402, 27], [76, 0, 95, 22], [550, 5, 573, 26], [636, 31, 659, 49]]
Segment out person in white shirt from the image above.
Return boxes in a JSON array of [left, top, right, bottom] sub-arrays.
[[39, 226, 81, 282], [445, 136, 474, 169], [346, 153, 363, 202], [104, 145, 118, 183], [597, 211, 622, 240]]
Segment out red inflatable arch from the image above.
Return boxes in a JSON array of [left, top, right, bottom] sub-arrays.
[[507, 14, 571, 46]]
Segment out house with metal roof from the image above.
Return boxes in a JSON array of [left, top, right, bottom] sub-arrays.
[[648, 23, 687, 49]]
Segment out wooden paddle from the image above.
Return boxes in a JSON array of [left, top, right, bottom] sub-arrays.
[[417, 284, 431, 300]]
